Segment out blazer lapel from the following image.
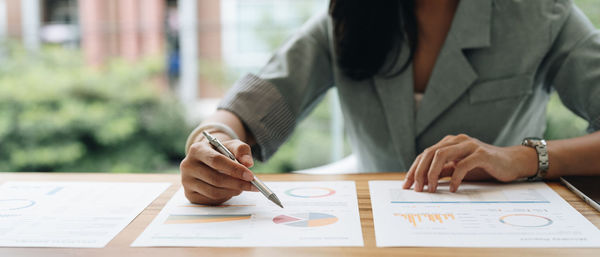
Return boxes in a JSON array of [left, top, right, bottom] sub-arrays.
[[415, 0, 492, 136], [373, 63, 416, 168]]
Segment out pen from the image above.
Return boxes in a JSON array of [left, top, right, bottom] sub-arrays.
[[202, 131, 284, 208]]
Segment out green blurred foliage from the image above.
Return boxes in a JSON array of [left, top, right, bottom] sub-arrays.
[[544, 94, 588, 140], [576, 0, 600, 26], [0, 44, 189, 172]]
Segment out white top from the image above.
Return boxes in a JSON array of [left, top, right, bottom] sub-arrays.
[[414, 93, 424, 110]]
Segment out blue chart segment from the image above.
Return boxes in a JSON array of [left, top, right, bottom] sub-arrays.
[[499, 214, 553, 227], [46, 187, 64, 195], [0, 199, 36, 210]]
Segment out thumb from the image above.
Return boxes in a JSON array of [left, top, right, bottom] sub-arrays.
[[223, 139, 254, 168]]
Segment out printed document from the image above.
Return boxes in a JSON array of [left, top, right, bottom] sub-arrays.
[[0, 181, 169, 248], [132, 181, 363, 247], [369, 181, 600, 247]]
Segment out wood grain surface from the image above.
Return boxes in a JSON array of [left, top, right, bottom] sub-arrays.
[[0, 172, 598, 257]]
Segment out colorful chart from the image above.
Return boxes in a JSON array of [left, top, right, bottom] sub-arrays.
[[165, 214, 251, 224], [285, 187, 336, 198], [273, 212, 338, 227], [394, 213, 455, 227], [0, 199, 36, 211], [499, 214, 553, 227]]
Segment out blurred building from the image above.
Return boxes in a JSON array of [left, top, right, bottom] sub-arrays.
[[1, 0, 326, 103], [1, 0, 223, 97]]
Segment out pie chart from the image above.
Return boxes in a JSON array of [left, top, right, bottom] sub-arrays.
[[0, 199, 36, 211], [499, 214, 553, 227], [273, 212, 338, 227], [284, 187, 336, 198]]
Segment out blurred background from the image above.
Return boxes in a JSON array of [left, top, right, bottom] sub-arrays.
[[0, 0, 596, 174]]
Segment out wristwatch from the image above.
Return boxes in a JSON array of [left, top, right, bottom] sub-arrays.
[[521, 137, 549, 181]]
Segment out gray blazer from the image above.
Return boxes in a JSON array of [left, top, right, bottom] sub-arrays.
[[219, 0, 600, 172]]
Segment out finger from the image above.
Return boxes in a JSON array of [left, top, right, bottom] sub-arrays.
[[222, 139, 254, 168], [404, 134, 472, 191], [449, 155, 480, 192], [414, 150, 436, 192], [189, 162, 257, 192], [184, 189, 211, 204], [413, 136, 469, 192], [184, 189, 237, 205], [183, 177, 243, 201], [442, 134, 470, 144], [436, 134, 471, 147], [439, 161, 456, 177], [189, 142, 254, 181], [427, 141, 478, 193], [403, 155, 422, 189]]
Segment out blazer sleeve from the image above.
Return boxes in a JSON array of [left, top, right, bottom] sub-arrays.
[[545, 3, 600, 132], [217, 12, 335, 161]]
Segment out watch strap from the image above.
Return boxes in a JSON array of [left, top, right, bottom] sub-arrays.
[[521, 137, 549, 181]]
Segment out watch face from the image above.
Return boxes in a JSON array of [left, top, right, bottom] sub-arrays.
[[524, 137, 542, 141], [523, 137, 543, 147]]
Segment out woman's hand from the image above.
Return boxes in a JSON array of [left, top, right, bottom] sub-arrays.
[[403, 134, 538, 193], [180, 131, 258, 205]]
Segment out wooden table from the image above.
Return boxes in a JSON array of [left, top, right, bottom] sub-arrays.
[[1, 172, 599, 257]]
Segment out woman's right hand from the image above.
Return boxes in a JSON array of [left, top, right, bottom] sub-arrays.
[[180, 131, 258, 205]]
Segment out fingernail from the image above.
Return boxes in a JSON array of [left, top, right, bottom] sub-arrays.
[[243, 171, 254, 181], [415, 182, 421, 192], [251, 185, 259, 192], [449, 185, 456, 192]]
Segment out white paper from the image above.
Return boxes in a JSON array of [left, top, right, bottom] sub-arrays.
[[369, 180, 600, 247], [0, 181, 169, 248], [132, 181, 363, 247]]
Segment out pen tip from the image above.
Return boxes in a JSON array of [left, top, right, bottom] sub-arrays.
[[269, 194, 284, 208]]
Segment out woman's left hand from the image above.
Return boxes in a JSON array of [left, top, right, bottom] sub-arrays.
[[402, 134, 538, 193]]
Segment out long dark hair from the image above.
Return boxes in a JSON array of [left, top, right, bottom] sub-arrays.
[[329, 0, 417, 81]]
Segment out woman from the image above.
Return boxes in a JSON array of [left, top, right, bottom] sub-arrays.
[[180, 0, 600, 205]]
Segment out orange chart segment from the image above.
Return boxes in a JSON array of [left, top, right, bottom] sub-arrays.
[[394, 213, 455, 227], [165, 214, 251, 224], [309, 217, 339, 227]]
